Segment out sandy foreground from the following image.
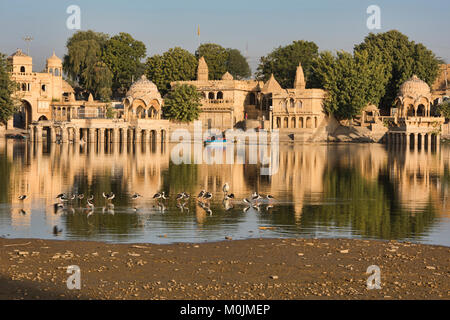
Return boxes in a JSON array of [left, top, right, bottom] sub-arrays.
[[0, 237, 448, 300]]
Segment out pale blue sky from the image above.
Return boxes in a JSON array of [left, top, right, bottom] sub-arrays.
[[1, 0, 449, 73]]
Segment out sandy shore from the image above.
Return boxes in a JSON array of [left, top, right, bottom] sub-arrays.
[[0, 237, 448, 300]]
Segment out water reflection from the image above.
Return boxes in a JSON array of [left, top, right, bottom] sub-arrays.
[[0, 139, 449, 246]]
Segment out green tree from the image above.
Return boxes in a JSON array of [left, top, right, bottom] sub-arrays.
[[163, 84, 201, 122], [84, 61, 113, 101], [226, 48, 251, 79], [102, 32, 146, 97], [145, 47, 197, 96], [310, 50, 386, 120], [354, 30, 440, 112], [437, 100, 450, 119], [195, 43, 229, 80], [63, 30, 112, 100], [0, 53, 17, 123], [256, 40, 319, 88]]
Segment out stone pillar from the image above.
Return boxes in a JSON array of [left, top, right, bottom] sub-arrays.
[[50, 127, 56, 143], [123, 129, 128, 144], [36, 126, 43, 142], [142, 130, 148, 144], [61, 128, 68, 143], [413, 133, 418, 150], [112, 128, 119, 144], [88, 128, 95, 144], [73, 127, 79, 143], [436, 134, 441, 152], [135, 129, 141, 144], [427, 133, 432, 150], [99, 128, 105, 144], [29, 125, 35, 142]]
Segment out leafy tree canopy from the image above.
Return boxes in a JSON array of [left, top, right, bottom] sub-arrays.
[[63, 30, 112, 100], [437, 100, 450, 119], [256, 40, 319, 88], [102, 32, 146, 97], [163, 84, 201, 122], [0, 53, 17, 123], [195, 43, 228, 80], [310, 50, 387, 120], [145, 47, 197, 96], [195, 44, 251, 80], [354, 30, 440, 111], [226, 48, 251, 79]]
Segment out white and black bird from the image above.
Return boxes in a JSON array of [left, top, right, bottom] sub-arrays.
[[87, 195, 94, 201], [161, 191, 169, 200], [53, 203, 64, 214], [182, 192, 190, 200], [18, 195, 27, 201], [197, 190, 206, 198], [131, 193, 142, 200], [153, 192, 162, 200], [87, 199, 95, 210], [243, 198, 251, 205], [224, 193, 235, 201], [223, 183, 230, 194], [77, 194, 85, 200], [203, 192, 212, 201], [252, 193, 262, 202], [266, 194, 275, 201], [176, 193, 185, 201], [102, 192, 115, 201], [53, 226, 63, 235]]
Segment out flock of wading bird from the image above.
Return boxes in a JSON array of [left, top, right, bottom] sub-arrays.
[[16, 183, 276, 233]]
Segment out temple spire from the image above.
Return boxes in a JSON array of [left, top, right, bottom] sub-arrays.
[[294, 62, 306, 90], [197, 56, 208, 81]]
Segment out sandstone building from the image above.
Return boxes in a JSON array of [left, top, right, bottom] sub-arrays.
[[172, 57, 327, 138], [6, 49, 107, 129]]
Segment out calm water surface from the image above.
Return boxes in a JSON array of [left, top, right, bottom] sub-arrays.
[[0, 139, 449, 246]]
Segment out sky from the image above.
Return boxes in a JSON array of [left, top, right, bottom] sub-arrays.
[[1, 0, 449, 73]]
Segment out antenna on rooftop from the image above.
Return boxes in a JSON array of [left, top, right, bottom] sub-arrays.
[[22, 36, 33, 55]]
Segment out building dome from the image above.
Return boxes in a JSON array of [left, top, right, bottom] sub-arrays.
[[46, 51, 62, 66], [399, 75, 430, 97], [125, 75, 162, 107], [221, 72, 234, 81]]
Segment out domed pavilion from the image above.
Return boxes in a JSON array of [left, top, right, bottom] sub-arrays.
[[395, 75, 432, 117], [124, 75, 163, 120]]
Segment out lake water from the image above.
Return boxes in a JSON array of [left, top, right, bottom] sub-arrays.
[[0, 139, 449, 246]]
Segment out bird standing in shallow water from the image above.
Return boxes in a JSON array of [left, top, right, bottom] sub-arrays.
[[18, 195, 27, 201], [224, 193, 235, 201], [53, 226, 62, 235], [203, 192, 212, 201], [197, 190, 205, 199], [223, 183, 230, 194], [131, 193, 142, 200]]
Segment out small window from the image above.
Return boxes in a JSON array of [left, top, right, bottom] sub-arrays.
[[41, 84, 46, 92], [20, 66, 25, 73]]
